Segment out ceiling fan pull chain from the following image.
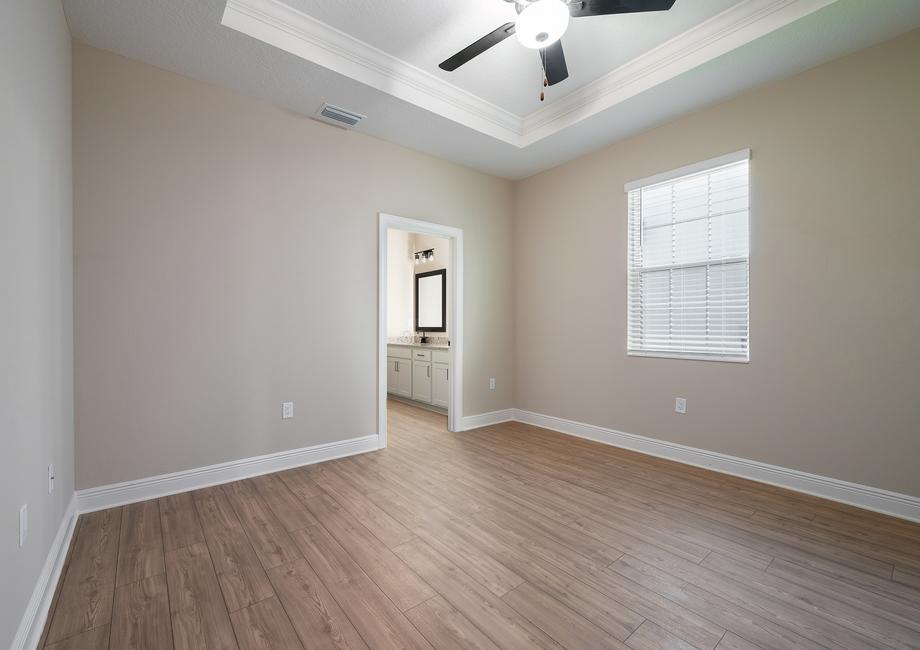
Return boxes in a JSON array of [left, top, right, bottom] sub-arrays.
[[540, 49, 546, 101]]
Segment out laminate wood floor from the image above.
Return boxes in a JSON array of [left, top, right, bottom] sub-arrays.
[[41, 400, 920, 649]]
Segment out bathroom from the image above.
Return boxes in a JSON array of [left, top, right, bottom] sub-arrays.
[[386, 229, 451, 416]]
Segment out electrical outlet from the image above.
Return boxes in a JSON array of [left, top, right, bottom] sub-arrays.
[[48, 464, 55, 494], [489, 377, 496, 390], [675, 397, 687, 414], [282, 401, 294, 419], [19, 504, 28, 547]]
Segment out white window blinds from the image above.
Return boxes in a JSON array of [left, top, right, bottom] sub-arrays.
[[626, 150, 750, 362]]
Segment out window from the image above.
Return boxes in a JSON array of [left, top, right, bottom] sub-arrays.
[[626, 150, 750, 362]]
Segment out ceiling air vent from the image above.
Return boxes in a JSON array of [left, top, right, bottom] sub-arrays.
[[314, 102, 366, 129]]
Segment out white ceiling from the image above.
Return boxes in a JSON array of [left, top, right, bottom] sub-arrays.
[[282, 0, 742, 116], [63, 0, 920, 179]]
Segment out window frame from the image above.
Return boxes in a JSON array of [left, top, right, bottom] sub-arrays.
[[625, 149, 751, 363]]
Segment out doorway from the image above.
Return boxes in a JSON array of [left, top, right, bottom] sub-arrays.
[[377, 213, 463, 449]]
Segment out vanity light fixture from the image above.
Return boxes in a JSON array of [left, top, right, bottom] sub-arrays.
[[414, 248, 435, 265]]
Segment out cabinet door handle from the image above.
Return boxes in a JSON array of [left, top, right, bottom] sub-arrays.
[[446, 369, 448, 381], [427, 366, 430, 378], [395, 361, 398, 372]]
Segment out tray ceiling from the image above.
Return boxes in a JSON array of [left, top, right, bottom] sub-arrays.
[[64, 0, 920, 178], [280, 0, 742, 117]]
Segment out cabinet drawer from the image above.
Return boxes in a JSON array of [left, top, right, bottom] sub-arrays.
[[412, 349, 432, 361], [432, 349, 449, 364], [387, 345, 412, 360]]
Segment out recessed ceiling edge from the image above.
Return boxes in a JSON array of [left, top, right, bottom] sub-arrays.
[[221, 0, 840, 148]]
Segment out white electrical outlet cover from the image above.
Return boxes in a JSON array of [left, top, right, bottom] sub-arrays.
[[282, 401, 294, 419], [489, 378, 496, 390], [675, 397, 687, 414]]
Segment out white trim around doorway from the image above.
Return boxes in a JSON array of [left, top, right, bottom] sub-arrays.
[[378, 213, 463, 448]]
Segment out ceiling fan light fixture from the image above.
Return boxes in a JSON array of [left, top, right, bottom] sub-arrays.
[[515, 0, 570, 49]]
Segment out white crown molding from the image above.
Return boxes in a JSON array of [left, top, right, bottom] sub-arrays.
[[513, 409, 920, 523], [521, 0, 838, 144], [11, 495, 78, 650], [76, 434, 378, 513], [222, 0, 839, 147], [221, 0, 522, 145]]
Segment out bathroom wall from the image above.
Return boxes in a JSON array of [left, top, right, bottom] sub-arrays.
[[409, 233, 451, 339], [387, 231, 451, 340], [387, 229, 414, 338]]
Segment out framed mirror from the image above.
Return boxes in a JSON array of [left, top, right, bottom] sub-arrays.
[[415, 269, 446, 332]]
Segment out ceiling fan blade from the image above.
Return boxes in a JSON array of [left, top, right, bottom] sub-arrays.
[[569, 0, 676, 18], [541, 40, 569, 86], [439, 22, 516, 72]]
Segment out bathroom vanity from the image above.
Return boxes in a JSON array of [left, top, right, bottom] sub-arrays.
[[386, 343, 449, 410]]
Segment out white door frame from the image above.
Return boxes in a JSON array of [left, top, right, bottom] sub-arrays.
[[378, 213, 463, 448]]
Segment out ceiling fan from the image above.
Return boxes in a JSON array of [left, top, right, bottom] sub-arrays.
[[439, 0, 677, 100]]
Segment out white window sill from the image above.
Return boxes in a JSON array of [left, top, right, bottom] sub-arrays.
[[627, 350, 750, 364]]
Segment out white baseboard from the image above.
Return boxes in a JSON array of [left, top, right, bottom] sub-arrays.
[[459, 408, 515, 431], [77, 434, 379, 513], [13, 413, 919, 650], [14, 434, 378, 649], [12, 495, 78, 650], [513, 409, 920, 523]]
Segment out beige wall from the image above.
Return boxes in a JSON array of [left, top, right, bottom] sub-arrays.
[[74, 29, 919, 498], [513, 29, 920, 497], [74, 43, 513, 489], [1, 1, 74, 645]]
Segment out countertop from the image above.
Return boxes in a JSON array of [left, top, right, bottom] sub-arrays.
[[387, 341, 450, 350]]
